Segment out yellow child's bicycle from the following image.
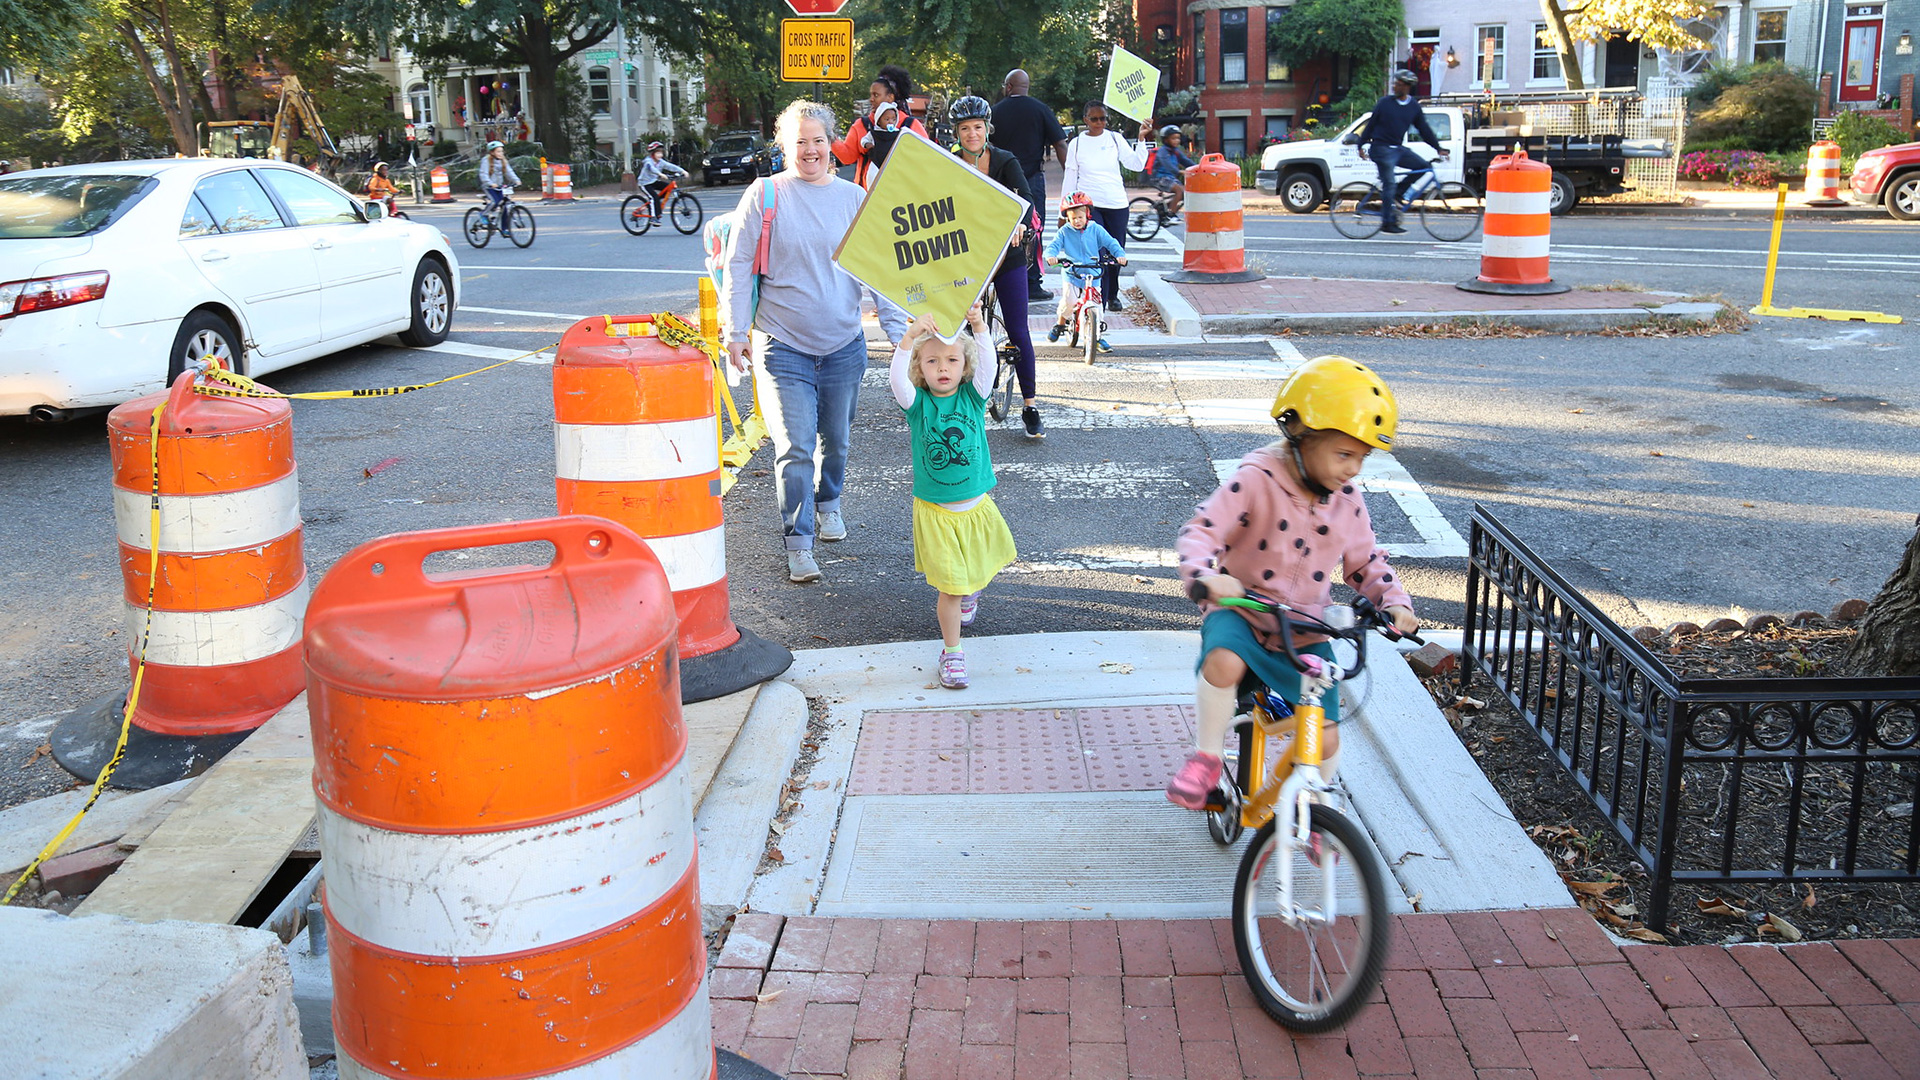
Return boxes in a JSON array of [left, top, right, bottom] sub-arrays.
[[1187, 583, 1418, 1031]]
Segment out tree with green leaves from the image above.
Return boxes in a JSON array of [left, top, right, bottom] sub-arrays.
[[0, 0, 92, 72], [1267, 0, 1403, 106], [1537, 0, 1713, 92]]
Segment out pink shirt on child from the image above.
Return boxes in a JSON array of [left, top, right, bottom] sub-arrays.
[[1174, 445, 1413, 647]]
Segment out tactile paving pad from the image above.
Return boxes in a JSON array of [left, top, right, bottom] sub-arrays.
[[847, 706, 1192, 796]]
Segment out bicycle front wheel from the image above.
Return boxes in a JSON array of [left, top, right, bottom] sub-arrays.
[[1329, 184, 1384, 240], [1126, 196, 1162, 241], [620, 194, 652, 235], [506, 205, 536, 247], [1417, 183, 1484, 243], [462, 207, 492, 248], [1233, 804, 1390, 1032], [670, 193, 704, 234], [1081, 302, 1099, 365]]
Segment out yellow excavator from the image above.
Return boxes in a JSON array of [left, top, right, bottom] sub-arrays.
[[200, 75, 341, 175]]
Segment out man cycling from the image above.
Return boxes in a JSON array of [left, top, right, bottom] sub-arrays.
[[1149, 126, 1197, 217], [478, 140, 519, 214], [1356, 71, 1447, 235], [636, 141, 688, 216]]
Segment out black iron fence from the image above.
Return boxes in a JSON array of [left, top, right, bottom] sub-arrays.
[[1462, 505, 1920, 931]]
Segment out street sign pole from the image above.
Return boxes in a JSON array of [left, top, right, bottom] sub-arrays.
[[616, 24, 634, 191]]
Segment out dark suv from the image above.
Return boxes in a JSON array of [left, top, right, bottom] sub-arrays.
[[702, 131, 783, 186]]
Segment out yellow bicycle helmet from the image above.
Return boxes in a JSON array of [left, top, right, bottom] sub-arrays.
[[1269, 354, 1398, 450]]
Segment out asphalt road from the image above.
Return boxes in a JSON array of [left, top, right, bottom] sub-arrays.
[[0, 183, 1914, 810]]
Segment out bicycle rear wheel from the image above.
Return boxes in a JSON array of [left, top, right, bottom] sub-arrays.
[[620, 194, 653, 235], [462, 207, 492, 248], [1329, 184, 1385, 240], [670, 193, 704, 234], [506, 205, 536, 247], [1417, 183, 1484, 243], [1126, 196, 1162, 241], [1233, 804, 1389, 1032]]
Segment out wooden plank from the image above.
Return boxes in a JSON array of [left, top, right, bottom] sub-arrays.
[[0, 778, 192, 877], [683, 683, 763, 812], [76, 695, 315, 925]]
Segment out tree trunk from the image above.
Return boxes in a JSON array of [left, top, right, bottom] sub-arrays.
[[1841, 519, 1920, 677], [523, 49, 565, 159], [119, 18, 198, 155], [1541, 0, 1586, 91]]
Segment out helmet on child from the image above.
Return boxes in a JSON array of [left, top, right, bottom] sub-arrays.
[[373, 161, 389, 174], [1160, 125, 1182, 139], [1060, 190, 1093, 213], [1269, 355, 1398, 450], [948, 95, 992, 129], [485, 140, 505, 151], [647, 141, 664, 152]]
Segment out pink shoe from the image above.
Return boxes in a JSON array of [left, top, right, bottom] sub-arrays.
[[960, 592, 980, 627], [1165, 751, 1223, 810], [939, 648, 969, 689]]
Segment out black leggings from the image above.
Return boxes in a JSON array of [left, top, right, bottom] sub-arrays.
[[992, 260, 1038, 400], [1092, 205, 1128, 301]]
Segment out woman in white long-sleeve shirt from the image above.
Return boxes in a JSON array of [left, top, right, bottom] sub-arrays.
[[1059, 100, 1148, 311]]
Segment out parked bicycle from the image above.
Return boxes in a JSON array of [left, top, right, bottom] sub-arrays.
[[1051, 254, 1120, 366], [1328, 161, 1482, 242], [1125, 189, 1178, 242], [1187, 582, 1420, 1031], [462, 188, 535, 249], [620, 179, 704, 236]]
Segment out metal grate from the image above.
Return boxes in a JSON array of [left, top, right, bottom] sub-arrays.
[[1461, 505, 1920, 931]]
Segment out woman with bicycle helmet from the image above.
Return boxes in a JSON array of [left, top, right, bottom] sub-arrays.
[[947, 95, 1047, 438], [1165, 355, 1420, 810]]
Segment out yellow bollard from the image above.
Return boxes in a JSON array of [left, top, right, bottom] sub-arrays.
[[1750, 184, 1902, 324]]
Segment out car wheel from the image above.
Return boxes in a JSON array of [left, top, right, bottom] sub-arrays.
[[167, 310, 243, 383], [1281, 172, 1326, 214], [1548, 171, 1579, 216], [1886, 173, 1920, 221], [397, 260, 453, 347]]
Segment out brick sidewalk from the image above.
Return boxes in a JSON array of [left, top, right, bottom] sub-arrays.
[[708, 910, 1920, 1079], [1168, 278, 1665, 319]]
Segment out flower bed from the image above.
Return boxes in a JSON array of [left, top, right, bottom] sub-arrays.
[[1678, 149, 1787, 187]]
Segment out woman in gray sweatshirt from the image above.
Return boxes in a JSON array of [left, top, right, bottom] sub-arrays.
[[725, 100, 909, 584]]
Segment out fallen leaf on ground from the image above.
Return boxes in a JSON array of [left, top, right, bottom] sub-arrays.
[[1697, 897, 1747, 918], [1625, 927, 1669, 943], [1763, 913, 1804, 941], [1649, 451, 1665, 457], [1099, 661, 1134, 674], [1567, 879, 1622, 898], [755, 989, 784, 1004], [1802, 884, 1817, 910], [22, 744, 49, 768]]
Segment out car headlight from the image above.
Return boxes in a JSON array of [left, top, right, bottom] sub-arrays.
[[702, 156, 711, 166]]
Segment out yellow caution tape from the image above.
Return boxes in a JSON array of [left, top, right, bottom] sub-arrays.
[[2, 403, 163, 906], [190, 344, 555, 401]]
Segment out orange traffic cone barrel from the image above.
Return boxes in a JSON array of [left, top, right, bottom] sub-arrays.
[[307, 517, 718, 1080], [51, 367, 308, 789], [1457, 148, 1570, 296], [1804, 140, 1844, 205], [553, 314, 791, 703], [1165, 153, 1264, 284], [429, 166, 453, 203]]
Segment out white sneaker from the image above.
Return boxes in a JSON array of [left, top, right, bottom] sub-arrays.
[[787, 550, 822, 583], [817, 510, 847, 542]]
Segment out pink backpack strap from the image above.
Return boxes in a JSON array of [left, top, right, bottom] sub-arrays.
[[752, 178, 777, 276]]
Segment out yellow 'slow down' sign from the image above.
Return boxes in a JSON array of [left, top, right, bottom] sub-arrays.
[[781, 19, 853, 83]]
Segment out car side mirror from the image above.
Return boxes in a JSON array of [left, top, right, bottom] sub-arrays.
[[1341, 133, 1361, 146], [363, 200, 386, 220]]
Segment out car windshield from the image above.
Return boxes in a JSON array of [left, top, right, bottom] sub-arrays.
[[0, 174, 158, 239], [713, 137, 756, 154]]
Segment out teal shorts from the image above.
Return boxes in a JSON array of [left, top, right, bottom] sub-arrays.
[[1197, 608, 1341, 723]]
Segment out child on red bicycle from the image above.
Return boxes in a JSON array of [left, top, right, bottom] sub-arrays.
[[1043, 191, 1126, 353], [1165, 355, 1421, 809], [637, 141, 688, 214]]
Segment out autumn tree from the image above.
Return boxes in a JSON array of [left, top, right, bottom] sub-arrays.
[[1538, 0, 1714, 91]]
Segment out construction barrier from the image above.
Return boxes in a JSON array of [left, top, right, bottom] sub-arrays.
[[1804, 140, 1844, 205], [1457, 148, 1569, 296], [1165, 154, 1265, 284], [699, 279, 769, 493], [550, 163, 574, 200], [308, 517, 715, 1080], [1751, 183, 1902, 323], [553, 314, 790, 702], [429, 166, 453, 203]]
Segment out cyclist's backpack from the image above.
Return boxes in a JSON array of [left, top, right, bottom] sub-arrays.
[[1144, 149, 1157, 176], [703, 179, 778, 341]]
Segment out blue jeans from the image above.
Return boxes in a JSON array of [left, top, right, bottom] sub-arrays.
[[755, 332, 868, 551], [1368, 145, 1425, 227], [484, 185, 506, 212], [1024, 168, 1048, 286]]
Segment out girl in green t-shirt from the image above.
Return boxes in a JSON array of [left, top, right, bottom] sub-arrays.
[[889, 310, 1019, 690]]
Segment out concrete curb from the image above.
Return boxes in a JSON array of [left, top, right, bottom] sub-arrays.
[[1194, 299, 1722, 335], [1133, 271, 1203, 338], [695, 680, 810, 930]]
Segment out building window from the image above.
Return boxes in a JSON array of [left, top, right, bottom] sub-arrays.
[[1753, 9, 1788, 62], [1193, 12, 1206, 85], [407, 82, 433, 125], [1267, 7, 1291, 81], [1221, 117, 1247, 157], [627, 64, 640, 101], [1476, 24, 1506, 84], [1264, 114, 1292, 143], [1532, 23, 1562, 80], [588, 66, 610, 115], [1221, 9, 1248, 83]]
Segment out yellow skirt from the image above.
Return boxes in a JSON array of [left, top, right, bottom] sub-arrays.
[[913, 496, 1017, 596]]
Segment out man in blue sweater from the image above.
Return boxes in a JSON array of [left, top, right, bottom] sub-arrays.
[[1356, 70, 1449, 234]]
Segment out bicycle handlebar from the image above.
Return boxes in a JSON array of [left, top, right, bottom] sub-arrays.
[[1184, 579, 1424, 680], [1056, 255, 1120, 269]]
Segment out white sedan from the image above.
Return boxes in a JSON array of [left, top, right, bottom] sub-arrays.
[[0, 158, 459, 420]]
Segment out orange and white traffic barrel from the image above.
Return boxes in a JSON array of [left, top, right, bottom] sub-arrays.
[[307, 517, 716, 1080], [52, 367, 308, 789], [1166, 153, 1265, 284], [553, 314, 790, 702], [550, 163, 574, 200], [1457, 148, 1569, 296], [1805, 140, 1844, 205], [429, 166, 453, 203]]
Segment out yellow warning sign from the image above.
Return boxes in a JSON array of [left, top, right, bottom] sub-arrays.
[[781, 19, 854, 83]]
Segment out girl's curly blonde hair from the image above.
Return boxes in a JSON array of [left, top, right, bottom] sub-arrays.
[[905, 328, 982, 389]]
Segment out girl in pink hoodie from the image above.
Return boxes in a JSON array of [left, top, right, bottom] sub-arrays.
[[1165, 355, 1421, 809]]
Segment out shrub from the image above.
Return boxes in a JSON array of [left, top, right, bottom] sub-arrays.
[[1678, 149, 1783, 186], [1828, 111, 1908, 157], [1688, 63, 1820, 153], [1235, 153, 1262, 188]]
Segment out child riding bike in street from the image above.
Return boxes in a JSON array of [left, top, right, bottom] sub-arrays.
[[889, 309, 1018, 690], [1044, 191, 1127, 353], [1149, 126, 1197, 217], [478, 140, 520, 214], [637, 141, 689, 215], [1165, 355, 1421, 809]]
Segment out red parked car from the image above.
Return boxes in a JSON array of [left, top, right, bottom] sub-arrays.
[[1849, 140, 1920, 220]]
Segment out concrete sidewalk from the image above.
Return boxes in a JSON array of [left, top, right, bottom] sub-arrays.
[[1235, 185, 1893, 222]]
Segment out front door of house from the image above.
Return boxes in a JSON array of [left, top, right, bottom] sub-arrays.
[[1604, 33, 1639, 88], [1841, 6, 1884, 103]]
